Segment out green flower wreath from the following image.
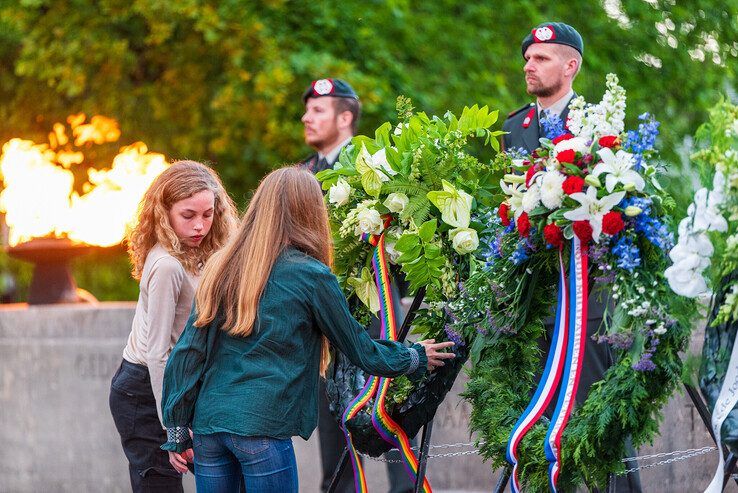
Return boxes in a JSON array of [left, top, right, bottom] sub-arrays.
[[317, 97, 505, 453]]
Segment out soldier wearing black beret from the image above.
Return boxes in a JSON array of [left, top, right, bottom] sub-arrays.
[[300, 78, 361, 174], [299, 78, 416, 493], [502, 22, 583, 153], [501, 22, 642, 493]]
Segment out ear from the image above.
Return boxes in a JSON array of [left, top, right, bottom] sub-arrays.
[[564, 58, 579, 78], [336, 110, 353, 131]]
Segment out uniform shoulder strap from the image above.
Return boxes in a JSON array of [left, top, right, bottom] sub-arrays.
[[507, 102, 535, 118]]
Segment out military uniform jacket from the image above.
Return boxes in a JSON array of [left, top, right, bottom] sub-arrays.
[[502, 94, 576, 154], [300, 153, 332, 175]]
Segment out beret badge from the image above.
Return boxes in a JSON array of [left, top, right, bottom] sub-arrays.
[[313, 79, 334, 96], [532, 25, 556, 43]]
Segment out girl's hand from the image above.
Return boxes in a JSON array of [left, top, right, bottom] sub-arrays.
[[168, 450, 191, 473], [416, 339, 455, 370]]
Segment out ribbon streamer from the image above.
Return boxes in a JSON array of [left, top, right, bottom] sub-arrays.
[[341, 232, 431, 492], [506, 248, 569, 492], [545, 236, 588, 491], [505, 237, 588, 492], [704, 329, 738, 493]]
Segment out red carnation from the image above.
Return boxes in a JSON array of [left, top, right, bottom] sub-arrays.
[[543, 223, 564, 248], [499, 202, 511, 226], [572, 220, 593, 244], [552, 133, 574, 145], [602, 211, 625, 236], [525, 165, 538, 187], [562, 176, 585, 195], [598, 135, 621, 148], [517, 212, 531, 238], [556, 149, 576, 164]]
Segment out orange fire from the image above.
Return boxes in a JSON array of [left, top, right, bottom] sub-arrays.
[[0, 114, 169, 247]]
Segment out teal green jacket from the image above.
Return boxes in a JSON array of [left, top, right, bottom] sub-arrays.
[[161, 248, 426, 452]]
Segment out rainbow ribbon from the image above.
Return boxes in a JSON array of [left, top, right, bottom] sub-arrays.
[[505, 237, 588, 492], [341, 232, 431, 492]]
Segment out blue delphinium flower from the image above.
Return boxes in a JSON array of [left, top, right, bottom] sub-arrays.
[[612, 236, 641, 272], [618, 197, 674, 250], [541, 111, 566, 140], [506, 147, 530, 160], [620, 196, 652, 215], [624, 113, 660, 170], [637, 216, 674, 250], [511, 242, 529, 265]]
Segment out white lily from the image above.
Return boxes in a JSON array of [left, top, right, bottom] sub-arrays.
[[563, 186, 626, 242], [592, 148, 645, 193], [427, 180, 473, 228], [355, 144, 395, 197], [500, 179, 526, 219], [370, 148, 397, 177]]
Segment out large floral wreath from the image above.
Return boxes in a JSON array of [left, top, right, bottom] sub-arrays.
[[319, 78, 694, 491], [447, 75, 695, 491], [316, 98, 506, 460]]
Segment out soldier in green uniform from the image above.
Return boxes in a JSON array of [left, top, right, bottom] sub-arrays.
[[300, 78, 360, 173], [502, 23, 642, 493], [502, 22, 582, 153], [300, 79, 415, 493]]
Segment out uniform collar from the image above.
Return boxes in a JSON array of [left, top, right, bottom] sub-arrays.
[[318, 137, 353, 166], [537, 89, 575, 119]]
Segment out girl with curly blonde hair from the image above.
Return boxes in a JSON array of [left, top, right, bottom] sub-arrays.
[[109, 160, 237, 492]]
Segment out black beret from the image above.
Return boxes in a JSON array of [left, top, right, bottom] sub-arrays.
[[302, 78, 359, 103], [521, 22, 584, 58]]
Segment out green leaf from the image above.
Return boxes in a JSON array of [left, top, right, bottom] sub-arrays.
[[395, 233, 420, 252], [418, 219, 437, 242]]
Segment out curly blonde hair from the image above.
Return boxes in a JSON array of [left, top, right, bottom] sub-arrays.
[[127, 160, 238, 280]]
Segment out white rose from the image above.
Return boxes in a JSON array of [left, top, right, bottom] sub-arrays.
[[328, 178, 351, 206], [449, 227, 479, 254], [384, 192, 409, 213], [540, 171, 566, 210], [354, 208, 384, 236]]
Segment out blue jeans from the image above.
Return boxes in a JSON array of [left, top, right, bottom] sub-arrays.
[[193, 432, 298, 493]]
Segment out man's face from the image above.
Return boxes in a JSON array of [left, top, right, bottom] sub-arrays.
[[523, 44, 567, 98], [302, 97, 340, 149]]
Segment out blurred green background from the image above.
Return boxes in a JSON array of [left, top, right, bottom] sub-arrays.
[[0, 0, 736, 301]]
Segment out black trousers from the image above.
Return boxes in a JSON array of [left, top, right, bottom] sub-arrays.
[[109, 360, 184, 493]]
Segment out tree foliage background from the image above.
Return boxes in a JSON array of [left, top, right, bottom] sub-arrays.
[[0, 0, 736, 300]]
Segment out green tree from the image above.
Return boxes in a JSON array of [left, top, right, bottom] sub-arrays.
[[0, 0, 735, 300]]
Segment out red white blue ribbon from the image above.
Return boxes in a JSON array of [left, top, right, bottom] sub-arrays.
[[506, 248, 569, 492], [505, 237, 588, 492], [545, 236, 588, 491]]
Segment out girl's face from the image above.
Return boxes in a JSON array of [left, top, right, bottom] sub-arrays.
[[169, 190, 216, 248]]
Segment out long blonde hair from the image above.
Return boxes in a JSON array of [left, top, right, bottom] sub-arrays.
[[195, 166, 333, 374], [127, 160, 238, 279]]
